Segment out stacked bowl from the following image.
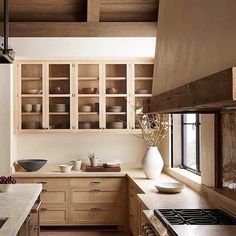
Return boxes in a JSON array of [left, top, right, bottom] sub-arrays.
[[53, 104, 66, 112]]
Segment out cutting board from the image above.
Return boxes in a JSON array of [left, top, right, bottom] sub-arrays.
[[84, 165, 121, 172]]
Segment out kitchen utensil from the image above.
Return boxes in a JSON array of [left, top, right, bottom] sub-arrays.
[[107, 121, 124, 129], [107, 106, 122, 112], [18, 159, 47, 172], [81, 88, 98, 94], [155, 182, 185, 193], [79, 105, 92, 112], [59, 164, 73, 173], [32, 104, 41, 112], [23, 104, 32, 112], [106, 88, 118, 94], [71, 160, 82, 171], [136, 89, 150, 94]]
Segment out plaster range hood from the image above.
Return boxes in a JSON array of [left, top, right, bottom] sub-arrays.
[[0, 0, 15, 64], [150, 67, 236, 113]]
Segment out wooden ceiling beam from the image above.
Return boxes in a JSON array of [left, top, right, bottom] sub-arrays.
[[150, 68, 236, 113], [87, 0, 100, 22], [0, 22, 156, 37]]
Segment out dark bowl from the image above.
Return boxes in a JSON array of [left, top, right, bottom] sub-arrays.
[[18, 159, 47, 172]]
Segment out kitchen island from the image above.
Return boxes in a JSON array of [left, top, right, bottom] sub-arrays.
[[0, 184, 42, 236]]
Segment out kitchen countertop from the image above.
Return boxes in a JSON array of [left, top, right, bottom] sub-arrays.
[[12, 165, 236, 236], [0, 184, 42, 236]]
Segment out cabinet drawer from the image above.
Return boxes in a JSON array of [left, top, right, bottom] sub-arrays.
[[71, 189, 121, 205], [70, 178, 122, 189], [69, 206, 122, 225], [41, 188, 69, 205], [40, 205, 69, 225]]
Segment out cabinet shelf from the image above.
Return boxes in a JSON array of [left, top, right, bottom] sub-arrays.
[[49, 112, 70, 115], [78, 77, 99, 81], [106, 112, 126, 115], [22, 112, 41, 115], [49, 94, 70, 97], [78, 94, 99, 97], [22, 77, 41, 81], [21, 94, 43, 97], [106, 77, 126, 81], [135, 77, 153, 81], [106, 94, 127, 97], [135, 94, 152, 97], [49, 77, 69, 81], [78, 112, 98, 115]]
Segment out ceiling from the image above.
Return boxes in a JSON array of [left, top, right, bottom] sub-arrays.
[[0, 0, 158, 37]]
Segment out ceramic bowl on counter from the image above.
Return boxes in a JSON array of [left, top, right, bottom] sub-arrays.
[[155, 182, 185, 194], [107, 121, 124, 129], [79, 122, 92, 129], [107, 106, 122, 112], [81, 87, 98, 94], [79, 105, 92, 112], [0, 184, 12, 192], [106, 88, 118, 94], [136, 89, 150, 94], [59, 164, 73, 173], [18, 159, 47, 172]]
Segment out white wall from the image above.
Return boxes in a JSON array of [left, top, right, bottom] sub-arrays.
[[0, 65, 17, 175], [6, 37, 155, 168]]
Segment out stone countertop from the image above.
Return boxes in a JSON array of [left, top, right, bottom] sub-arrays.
[[0, 184, 42, 236]]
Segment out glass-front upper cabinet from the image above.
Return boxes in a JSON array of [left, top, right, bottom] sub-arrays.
[[46, 62, 73, 131], [76, 61, 102, 131], [18, 62, 45, 133], [103, 61, 130, 130]]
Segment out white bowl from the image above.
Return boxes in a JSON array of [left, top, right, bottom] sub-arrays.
[[107, 106, 122, 112], [0, 184, 12, 192], [155, 182, 185, 194], [108, 121, 124, 129], [23, 104, 32, 112], [79, 105, 92, 112], [136, 89, 150, 94], [79, 122, 92, 129], [26, 89, 39, 94], [59, 165, 73, 173]]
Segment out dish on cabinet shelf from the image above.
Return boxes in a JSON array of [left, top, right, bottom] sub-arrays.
[[25, 89, 42, 94], [107, 121, 124, 129], [106, 106, 122, 112], [79, 105, 92, 112], [155, 182, 185, 194], [22, 121, 41, 129], [52, 104, 66, 112], [81, 87, 98, 94], [106, 88, 118, 94], [136, 89, 150, 94], [79, 122, 92, 129]]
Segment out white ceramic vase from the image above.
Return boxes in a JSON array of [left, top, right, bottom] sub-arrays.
[[142, 146, 164, 179]]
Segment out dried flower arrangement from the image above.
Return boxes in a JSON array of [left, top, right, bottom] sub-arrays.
[[136, 112, 169, 147]]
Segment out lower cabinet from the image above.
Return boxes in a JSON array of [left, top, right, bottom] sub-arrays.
[[16, 177, 124, 227], [70, 206, 122, 225]]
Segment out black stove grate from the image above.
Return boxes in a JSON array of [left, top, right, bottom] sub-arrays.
[[154, 209, 236, 226]]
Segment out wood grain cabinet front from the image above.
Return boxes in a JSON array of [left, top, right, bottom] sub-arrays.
[[41, 188, 69, 205], [69, 206, 122, 225], [40, 205, 69, 225]]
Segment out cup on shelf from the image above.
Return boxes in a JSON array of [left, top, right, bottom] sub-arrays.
[[32, 104, 41, 113], [23, 104, 32, 113]]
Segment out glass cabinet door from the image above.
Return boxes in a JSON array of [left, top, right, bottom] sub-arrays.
[[104, 62, 129, 130], [19, 62, 45, 132], [47, 62, 72, 131], [76, 62, 102, 131]]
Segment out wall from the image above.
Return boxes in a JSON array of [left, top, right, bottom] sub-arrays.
[[153, 0, 236, 95], [8, 37, 155, 168], [0, 65, 17, 175]]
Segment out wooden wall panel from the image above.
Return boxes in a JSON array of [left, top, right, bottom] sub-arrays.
[[153, 0, 236, 96]]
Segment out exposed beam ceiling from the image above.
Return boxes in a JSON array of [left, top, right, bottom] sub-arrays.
[[0, 0, 158, 37], [0, 22, 156, 37]]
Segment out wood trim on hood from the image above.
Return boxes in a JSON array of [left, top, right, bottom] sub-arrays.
[[150, 67, 236, 113]]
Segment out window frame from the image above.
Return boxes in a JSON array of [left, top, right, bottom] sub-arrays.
[[181, 114, 201, 175]]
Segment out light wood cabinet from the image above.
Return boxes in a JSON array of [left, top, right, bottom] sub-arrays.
[[14, 59, 153, 134], [16, 177, 124, 227], [70, 206, 122, 225]]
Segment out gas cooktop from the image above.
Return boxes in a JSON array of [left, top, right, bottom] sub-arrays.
[[154, 209, 236, 226]]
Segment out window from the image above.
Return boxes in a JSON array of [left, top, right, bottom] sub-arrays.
[[181, 114, 200, 174]]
